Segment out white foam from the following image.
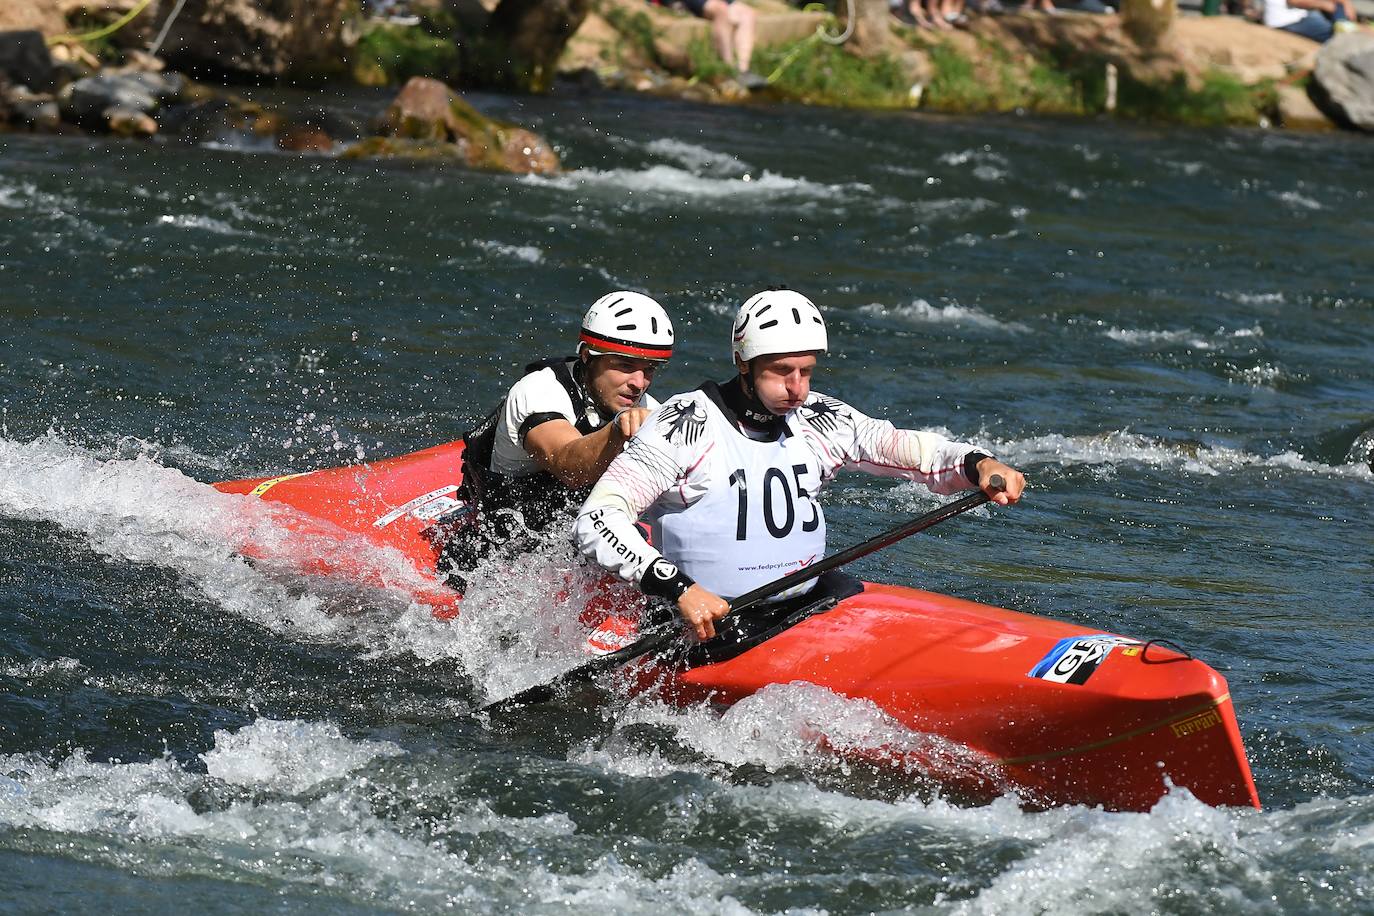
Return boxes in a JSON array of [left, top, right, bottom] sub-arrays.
[[946, 789, 1259, 914], [860, 299, 1031, 333], [907, 196, 996, 221], [937, 149, 1010, 182], [474, 239, 544, 263], [201, 719, 402, 794], [0, 656, 82, 679], [580, 683, 1005, 793], [523, 164, 869, 205], [1272, 189, 1323, 211], [992, 430, 1373, 480], [644, 138, 750, 176], [0, 435, 462, 653], [1103, 324, 1263, 350], [155, 213, 249, 235]]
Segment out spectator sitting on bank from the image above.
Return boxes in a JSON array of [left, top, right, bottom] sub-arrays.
[[1263, 0, 1359, 41], [651, 0, 767, 89]]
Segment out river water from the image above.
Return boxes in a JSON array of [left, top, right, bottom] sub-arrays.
[[2, 90, 1373, 913]]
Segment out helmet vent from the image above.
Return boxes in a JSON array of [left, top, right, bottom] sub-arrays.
[[791, 308, 801, 323]]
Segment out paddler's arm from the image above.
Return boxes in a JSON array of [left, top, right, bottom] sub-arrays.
[[524, 408, 652, 488], [822, 397, 1026, 504], [573, 414, 731, 641]]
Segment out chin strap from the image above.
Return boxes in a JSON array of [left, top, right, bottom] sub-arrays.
[[723, 374, 788, 437]]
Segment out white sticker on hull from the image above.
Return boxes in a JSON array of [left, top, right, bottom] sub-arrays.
[[372, 485, 460, 528]]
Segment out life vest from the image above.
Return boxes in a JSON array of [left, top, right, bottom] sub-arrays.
[[462, 356, 603, 531], [646, 381, 828, 602]]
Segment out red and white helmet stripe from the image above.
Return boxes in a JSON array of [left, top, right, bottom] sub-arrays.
[[580, 291, 674, 361]]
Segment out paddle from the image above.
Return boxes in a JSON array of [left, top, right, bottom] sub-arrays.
[[479, 475, 1005, 714]]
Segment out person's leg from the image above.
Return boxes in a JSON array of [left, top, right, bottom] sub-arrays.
[[1280, 10, 1334, 40], [727, 1, 757, 74], [700, 0, 737, 68]]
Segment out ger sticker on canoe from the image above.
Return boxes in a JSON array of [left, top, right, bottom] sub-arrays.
[[1028, 634, 1140, 685]]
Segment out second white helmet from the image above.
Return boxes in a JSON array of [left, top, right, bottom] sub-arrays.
[[580, 291, 674, 362], [731, 290, 828, 363]]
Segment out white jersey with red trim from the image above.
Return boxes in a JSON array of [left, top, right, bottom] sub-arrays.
[[574, 385, 987, 600]]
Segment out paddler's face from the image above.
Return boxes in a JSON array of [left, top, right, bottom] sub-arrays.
[[743, 352, 817, 415], [586, 354, 659, 413]]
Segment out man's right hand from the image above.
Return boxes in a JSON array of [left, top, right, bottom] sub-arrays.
[[677, 584, 730, 641]]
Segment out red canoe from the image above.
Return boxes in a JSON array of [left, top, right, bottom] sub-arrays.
[[214, 440, 1261, 812]]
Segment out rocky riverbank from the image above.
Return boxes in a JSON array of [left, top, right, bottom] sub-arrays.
[[0, 27, 559, 173], [2, 0, 1373, 152]]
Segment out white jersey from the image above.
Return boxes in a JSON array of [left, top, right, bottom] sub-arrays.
[[490, 365, 659, 477], [574, 382, 987, 601]]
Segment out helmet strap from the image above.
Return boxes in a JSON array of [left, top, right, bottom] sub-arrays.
[[725, 369, 786, 437], [572, 355, 615, 422]]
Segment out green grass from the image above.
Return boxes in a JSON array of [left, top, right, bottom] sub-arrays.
[[752, 38, 912, 109], [1117, 69, 1276, 126], [602, 5, 664, 68], [922, 37, 1273, 126], [353, 22, 459, 86]]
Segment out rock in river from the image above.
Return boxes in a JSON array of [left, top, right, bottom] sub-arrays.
[[1310, 32, 1374, 133], [344, 76, 559, 175]]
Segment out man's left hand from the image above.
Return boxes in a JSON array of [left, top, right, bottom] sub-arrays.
[[611, 407, 652, 444], [975, 457, 1025, 506]]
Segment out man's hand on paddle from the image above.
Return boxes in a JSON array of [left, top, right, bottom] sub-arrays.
[[976, 457, 1026, 506], [677, 584, 731, 641]]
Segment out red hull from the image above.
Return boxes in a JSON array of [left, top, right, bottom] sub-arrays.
[[215, 440, 1260, 812]]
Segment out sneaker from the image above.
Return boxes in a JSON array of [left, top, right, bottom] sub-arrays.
[[1333, 18, 1358, 33], [737, 70, 769, 91]]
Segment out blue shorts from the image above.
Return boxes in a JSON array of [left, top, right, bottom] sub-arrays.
[[650, 0, 731, 19]]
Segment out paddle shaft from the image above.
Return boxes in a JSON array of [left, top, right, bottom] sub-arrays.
[[480, 476, 1003, 714]]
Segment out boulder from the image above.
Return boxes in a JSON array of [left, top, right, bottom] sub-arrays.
[[277, 124, 334, 152], [1310, 32, 1374, 132], [152, 0, 356, 82], [0, 30, 56, 93], [1, 83, 63, 130], [1277, 84, 1335, 131], [366, 76, 559, 174], [60, 71, 186, 131], [105, 105, 158, 136], [0, 3, 65, 38]]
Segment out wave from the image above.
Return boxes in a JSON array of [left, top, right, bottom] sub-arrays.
[[1103, 324, 1264, 351], [0, 435, 614, 700], [644, 138, 750, 176], [522, 164, 871, 206], [3, 721, 1369, 912], [473, 239, 544, 263], [860, 299, 1032, 333], [1271, 189, 1323, 211], [937, 148, 1010, 182], [992, 430, 1372, 480], [154, 213, 253, 236]]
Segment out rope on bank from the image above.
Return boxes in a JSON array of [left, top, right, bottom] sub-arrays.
[[819, 0, 856, 44], [764, 1, 852, 85], [148, 0, 189, 56], [47, 0, 157, 46]]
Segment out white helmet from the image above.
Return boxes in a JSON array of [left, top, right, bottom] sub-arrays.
[[731, 289, 828, 363], [580, 291, 674, 362]]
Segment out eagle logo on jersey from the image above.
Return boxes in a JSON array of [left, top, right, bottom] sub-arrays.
[[800, 395, 848, 435], [657, 400, 707, 445]]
